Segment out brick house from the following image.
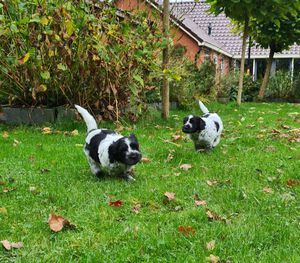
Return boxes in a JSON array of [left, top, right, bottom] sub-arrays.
[[171, 1, 300, 81], [114, 0, 233, 80]]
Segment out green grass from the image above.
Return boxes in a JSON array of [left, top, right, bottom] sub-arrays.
[[0, 102, 300, 262]]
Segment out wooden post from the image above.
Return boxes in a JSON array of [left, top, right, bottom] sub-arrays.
[[237, 17, 249, 106], [162, 0, 170, 119]]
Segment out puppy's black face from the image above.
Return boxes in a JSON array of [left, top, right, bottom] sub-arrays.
[[109, 134, 142, 165], [182, 115, 206, 133]]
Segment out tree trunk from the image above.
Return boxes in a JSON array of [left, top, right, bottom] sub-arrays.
[[258, 48, 275, 100], [162, 0, 170, 119], [237, 17, 249, 106]]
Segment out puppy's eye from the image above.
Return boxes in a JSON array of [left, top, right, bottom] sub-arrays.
[[190, 119, 194, 123], [130, 143, 139, 150], [183, 117, 188, 124]]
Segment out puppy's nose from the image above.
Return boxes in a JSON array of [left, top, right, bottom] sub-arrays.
[[131, 152, 141, 160]]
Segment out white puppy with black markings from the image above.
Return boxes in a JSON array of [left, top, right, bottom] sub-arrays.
[[75, 105, 142, 180], [182, 101, 223, 151]]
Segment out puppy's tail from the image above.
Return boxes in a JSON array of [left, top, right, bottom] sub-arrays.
[[75, 105, 97, 133], [198, 100, 209, 114]]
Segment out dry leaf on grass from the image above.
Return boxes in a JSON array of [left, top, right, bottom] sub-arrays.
[[286, 179, 299, 187], [207, 180, 218, 186], [263, 187, 273, 193], [195, 200, 207, 206], [206, 240, 216, 251], [109, 200, 123, 207], [180, 164, 192, 171], [131, 203, 141, 214], [164, 192, 175, 201], [171, 134, 183, 142], [166, 149, 175, 162], [177, 226, 196, 235], [206, 254, 220, 263], [48, 213, 75, 232], [2, 131, 9, 139], [141, 157, 151, 163], [206, 209, 226, 222], [1, 240, 23, 250], [194, 193, 207, 206], [70, 129, 79, 136], [41, 127, 52, 135], [13, 139, 21, 147], [3, 188, 16, 193]]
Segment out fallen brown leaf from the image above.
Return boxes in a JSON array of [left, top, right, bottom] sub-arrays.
[[71, 129, 79, 136], [164, 192, 175, 201], [41, 127, 52, 135], [206, 209, 225, 222], [1, 240, 23, 250], [2, 131, 9, 139], [207, 180, 218, 186], [180, 164, 192, 171], [141, 157, 151, 163], [286, 179, 299, 187], [166, 149, 175, 162], [48, 213, 74, 232], [171, 134, 183, 142], [206, 254, 220, 263], [193, 193, 207, 206], [131, 203, 142, 214], [195, 200, 207, 206], [3, 188, 16, 193], [1, 240, 11, 250], [263, 187, 273, 193], [206, 240, 216, 251], [177, 226, 196, 235], [109, 200, 123, 207]]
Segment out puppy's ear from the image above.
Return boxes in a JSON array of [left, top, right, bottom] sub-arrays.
[[195, 117, 206, 131], [108, 141, 118, 163], [129, 133, 138, 142]]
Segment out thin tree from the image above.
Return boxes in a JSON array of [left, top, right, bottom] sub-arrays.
[[249, 7, 300, 99], [205, 0, 256, 105], [162, 0, 170, 119]]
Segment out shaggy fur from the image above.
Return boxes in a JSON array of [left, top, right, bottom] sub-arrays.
[[182, 101, 223, 151], [75, 105, 142, 180]]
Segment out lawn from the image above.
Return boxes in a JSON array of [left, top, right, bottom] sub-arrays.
[[0, 102, 300, 262]]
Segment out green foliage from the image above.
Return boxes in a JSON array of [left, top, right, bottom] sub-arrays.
[[0, 0, 163, 120], [265, 71, 296, 100], [221, 71, 260, 101], [293, 72, 300, 99], [170, 57, 216, 108], [250, 5, 300, 52]]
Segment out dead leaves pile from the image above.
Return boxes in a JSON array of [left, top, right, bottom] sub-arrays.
[[271, 127, 300, 143]]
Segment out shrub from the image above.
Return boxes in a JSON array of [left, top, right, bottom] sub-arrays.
[[220, 71, 260, 102], [0, 0, 163, 121], [265, 71, 293, 100], [292, 72, 300, 99], [169, 57, 216, 108]]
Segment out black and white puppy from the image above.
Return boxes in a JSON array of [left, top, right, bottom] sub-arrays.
[[75, 105, 142, 180], [182, 101, 223, 151]]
